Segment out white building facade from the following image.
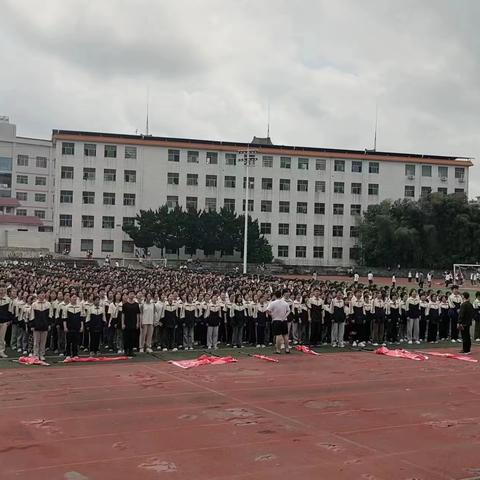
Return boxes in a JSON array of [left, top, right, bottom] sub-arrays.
[[52, 130, 472, 266]]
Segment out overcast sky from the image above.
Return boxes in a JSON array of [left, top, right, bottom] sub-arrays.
[[1, 0, 478, 195]]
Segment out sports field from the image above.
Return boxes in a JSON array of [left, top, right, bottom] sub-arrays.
[[1, 346, 479, 480]]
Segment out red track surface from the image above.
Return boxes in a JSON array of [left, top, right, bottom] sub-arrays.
[[1, 351, 480, 480]]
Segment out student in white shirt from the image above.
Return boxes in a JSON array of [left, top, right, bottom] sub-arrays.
[[139, 293, 155, 353]]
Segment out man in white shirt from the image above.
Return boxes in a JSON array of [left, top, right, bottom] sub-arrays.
[[267, 290, 291, 354], [367, 272, 374, 286], [140, 293, 155, 353]]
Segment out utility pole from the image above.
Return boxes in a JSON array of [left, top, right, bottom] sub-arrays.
[[239, 148, 257, 274]]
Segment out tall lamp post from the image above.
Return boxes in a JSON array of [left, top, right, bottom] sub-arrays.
[[239, 149, 257, 274]]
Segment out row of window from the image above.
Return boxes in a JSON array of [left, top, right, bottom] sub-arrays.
[[58, 238, 134, 253], [277, 245, 356, 260], [16, 192, 47, 203], [405, 164, 464, 179], [59, 191, 136, 206], [15, 209, 46, 219], [61, 143, 137, 159], [60, 167, 136, 183], [405, 186, 465, 197], [258, 223, 359, 237], [59, 215, 135, 228], [16, 175, 47, 186], [17, 155, 48, 168]]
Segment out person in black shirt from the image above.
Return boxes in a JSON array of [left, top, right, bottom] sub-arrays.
[[458, 292, 474, 354], [63, 294, 83, 359], [122, 291, 140, 356]]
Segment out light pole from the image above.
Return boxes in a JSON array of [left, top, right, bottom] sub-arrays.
[[239, 148, 257, 274]]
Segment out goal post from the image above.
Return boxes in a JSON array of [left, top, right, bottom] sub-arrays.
[[453, 263, 480, 284]]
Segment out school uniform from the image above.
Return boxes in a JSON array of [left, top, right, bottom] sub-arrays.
[[330, 298, 346, 347], [245, 300, 256, 345], [103, 298, 111, 349], [230, 303, 246, 348], [473, 298, 480, 341], [308, 297, 323, 346], [218, 297, 230, 344], [448, 293, 462, 341], [12, 298, 25, 352], [122, 300, 141, 355], [0, 296, 11, 357], [322, 301, 332, 344], [399, 299, 408, 341], [406, 296, 421, 343], [181, 303, 197, 350], [108, 302, 123, 352], [427, 300, 440, 342], [22, 303, 34, 354], [386, 299, 400, 343], [31, 300, 52, 359], [86, 305, 106, 354], [439, 301, 450, 340], [205, 302, 223, 349], [350, 298, 365, 346], [162, 302, 178, 351], [63, 303, 82, 357], [363, 300, 374, 343], [55, 300, 67, 354], [291, 300, 302, 344], [419, 300, 429, 341], [372, 298, 386, 345], [139, 301, 155, 351], [80, 300, 92, 350], [256, 302, 268, 347], [195, 301, 207, 347], [9, 296, 21, 352]]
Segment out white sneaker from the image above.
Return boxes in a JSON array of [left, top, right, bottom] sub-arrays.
[[256, 344, 261, 348], [372, 343, 378, 346], [261, 344, 266, 348], [17, 348, 22, 353], [233, 345, 237, 348], [339, 342, 345, 348], [40, 356, 45, 361], [162, 348, 168, 352], [352, 341, 358, 347], [451, 339, 456, 343], [117, 350, 123, 354], [331, 343, 337, 348], [408, 340, 413, 345], [172, 348, 178, 352], [0, 352, 7, 358], [59, 353, 64, 357], [22, 350, 27, 355], [146, 348, 153, 353], [139, 348, 144, 353], [415, 340, 421, 344], [65, 356, 71, 361]]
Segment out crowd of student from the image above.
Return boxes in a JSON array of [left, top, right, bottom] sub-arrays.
[[0, 263, 476, 361]]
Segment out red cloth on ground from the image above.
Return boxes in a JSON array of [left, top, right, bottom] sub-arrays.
[[375, 346, 428, 361], [18, 356, 50, 366], [63, 356, 129, 363], [423, 351, 478, 363], [168, 354, 237, 369], [294, 345, 320, 356], [252, 354, 279, 363]]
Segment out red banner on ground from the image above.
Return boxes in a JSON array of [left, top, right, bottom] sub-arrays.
[[168, 354, 237, 369], [294, 345, 320, 356], [421, 351, 478, 363], [375, 346, 428, 361], [252, 354, 279, 363], [17, 356, 50, 366], [63, 356, 129, 363]]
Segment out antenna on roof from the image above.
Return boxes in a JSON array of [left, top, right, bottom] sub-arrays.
[[145, 86, 150, 136], [267, 99, 271, 138], [373, 103, 378, 152]]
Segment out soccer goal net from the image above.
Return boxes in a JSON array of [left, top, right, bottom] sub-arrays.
[[452, 264, 480, 286]]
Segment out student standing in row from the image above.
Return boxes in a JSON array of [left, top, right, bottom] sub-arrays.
[[122, 291, 141, 356], [63, 294, 83, 359], [0, 286, 10, 358], [86, 296, 106, 356], [268, 290, 291, 354], [406, 290, 421, 345], [139, 293, 155, 353], [31, 291, 51, 360], [458, 292, 474, 355]]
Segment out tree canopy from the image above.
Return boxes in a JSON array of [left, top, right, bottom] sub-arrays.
[[123, 205, 273, 263], [358, 193, 480, 268]]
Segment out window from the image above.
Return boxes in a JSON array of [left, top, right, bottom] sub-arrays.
[[279, 201, 290, 213], [298, 158, 309, 170], [206, 152, 218, 164], [333, 225, 344, 237], [17, 175, 28, 184], [35, 176, 47, 186], [168, 149, 180, 162], [313, 246, 324, 258], [297, 180, 308, 192], [102, 169, 115, 182], [314, 224, 324, 236], [279, 179, 290, 191], [16, 192, 27, 201], [123, 193, 136, 206], [125, 146, 137, 159], [260, 222, 271, 235], [102, 216, 115, 229], [122, 240, 134, 253], [59, 214, 72, 227], [333, 203, 344, 215], [167, 172, 179, 185], [62, 142, 74, 155], [82, 215, 94, 228], [421, 186, 432, 197], [242, 199, 254, 212], [224, 198, 235, 211], [243, 176, 254, 189], [332, 247, 343, 259], [82, 191, 95, 204], [316, 158, 326, 170], [438, 166, 448, 178], [80, 239, 94, 252], [404, 185, 415, 198], [455, 188, 465, 194], [186, 173, 198, 186], [84, 144, 96, 157], [186, 196, 198, 211], [352, 161, 362, 173], [262, 178, 273, 190], [351, 183, 362, 195], [58, 238, 72, 252], [123, 217, 135, 227], [333, 182, 344, 194], [455, 167, 465, 179], [262, 156, 273, 168], [334, 160, 345, 172], [60, 190, 73, 203], [206, 175, 217, 187], [60, 166, 74, 180], [34, 210, 45, 219], [0, 156, 11, 172], [350, 247, 360, 260], [205, 197, 216, 212], [437, 187, 448, 195], [368, 183, 379, 195], [35, 193, 46, 202], [166, 196, 178, 209], [104, 145, 117, 158], [350, 226, 359, 238], [315, 181, 326, 193], [38, 225, 53, 232], [261, 200, 272, 212], [405, 164, 416, 176], [16, 209, 27, 216], [36, 156, 47, 168], [224, 176, 236, 188], [314, 203, 325, 215], [369, 162, 379, 174], [278, 223, 289, 235], [103, 192, 115, 205], [124, 170, 136, 183], [296, 246, 307, 258], [297, 202, 307, 214], [278, 245, 289, 258], [422, 165, 432, 177], [296, 224, 307, 235], [351, 204, 361, 216], [187, 150, 199, 163], [280, 156, 291, 169], [225, 153, 236, 166], [17, 155, 28, 167], [83, 168, 95, 181]]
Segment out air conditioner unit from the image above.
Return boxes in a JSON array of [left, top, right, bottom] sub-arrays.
[[407, 175, 415, 180], [440, 176, 447, 182], [459, 178, 465, 183]]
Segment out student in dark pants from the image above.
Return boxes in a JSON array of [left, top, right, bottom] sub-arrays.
[[63, 294, 83, 359], [458, 292, 474, 354], [162, 295, 178, 351], [121, 291, 141, 356], [86, 296, 106, 355]]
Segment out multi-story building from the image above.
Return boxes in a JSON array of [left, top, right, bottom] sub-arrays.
[[52, 129, 473, 266]]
